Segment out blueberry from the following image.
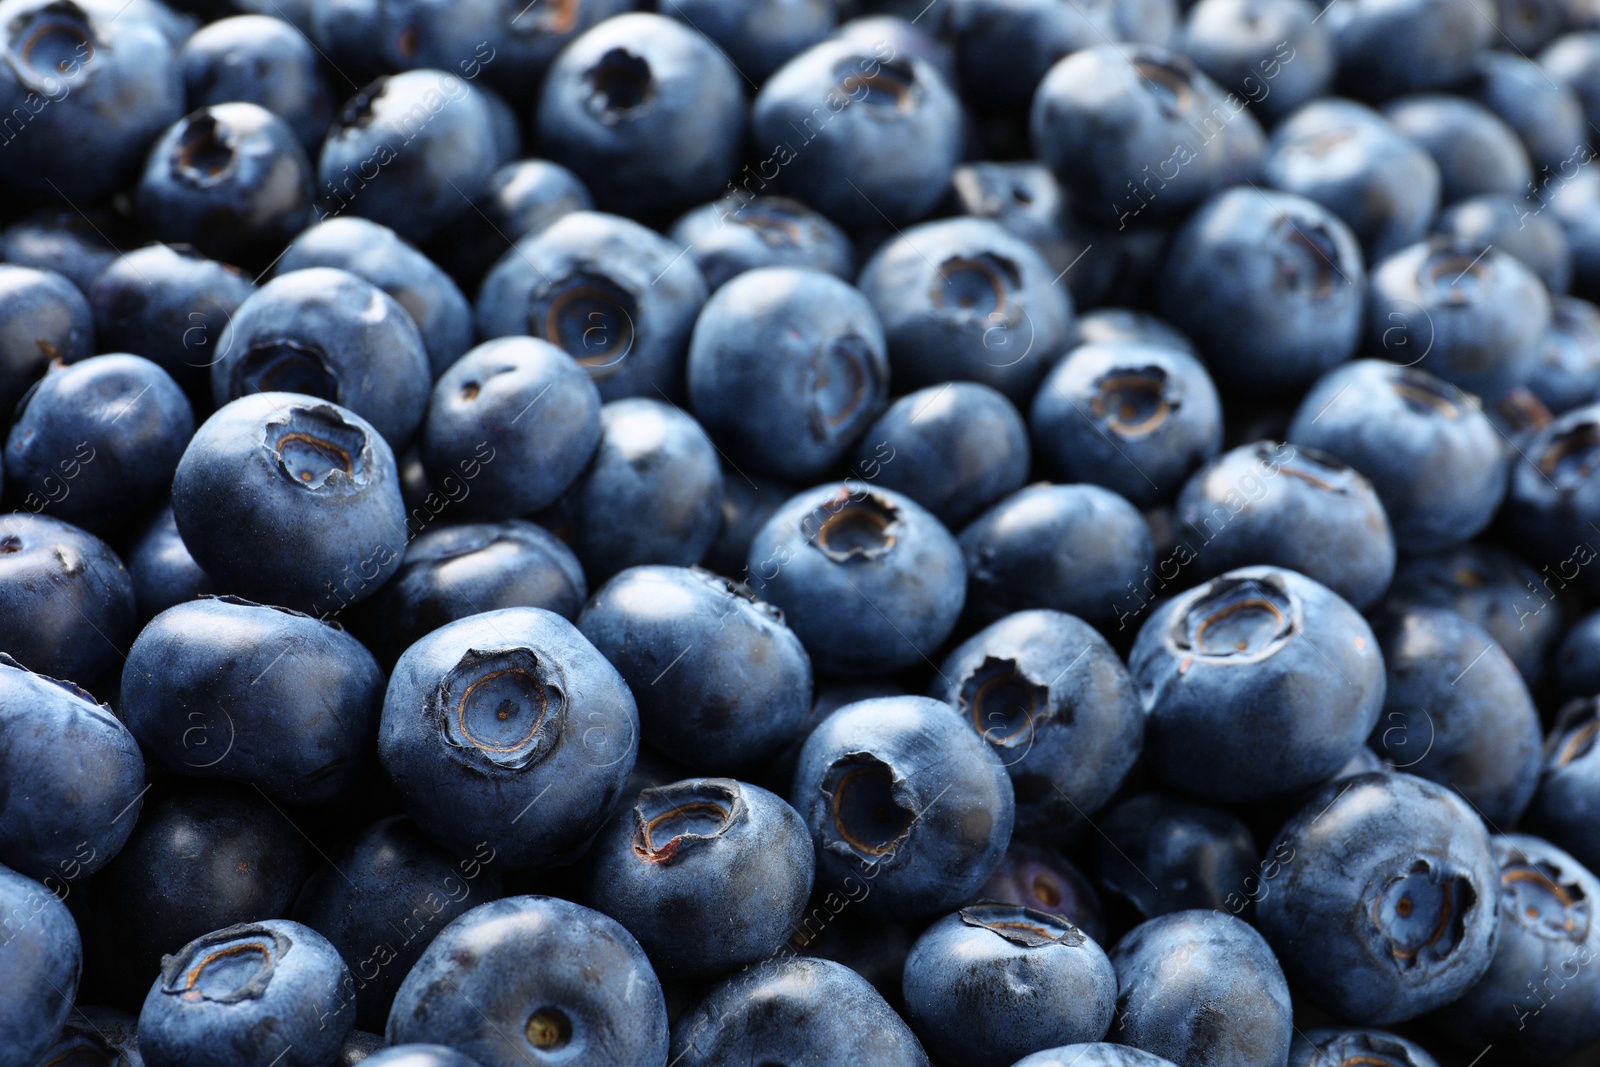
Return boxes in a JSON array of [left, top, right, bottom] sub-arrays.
[[1551, 165, 1600, 304], [978, 840, 1109, 944], [669, 956, 929, 1067], [702, 472, 795, 581], [0, 654, 143, 881], [1525, 697, 1600, 878], [421, 337, 601, 517], [1, 208, 126, 296], [1430, 834, 1600, 1062], [1068, 308, 1196, 355], [5, 354, 194, 537], [138, 103, 313, 267], [423, 159, 592, 294], [211, 268, 431, 448], [171, 393, 407, 615], [1032, 342, 1222, 508], [1553, 606, 1600, 701], [0, 513, 135, 686], [292, 815, 504, 1030], [378, 608, 638, 869], [1542, 31, 1600, 134], [1323, 0, 1493, 100], [1109, 910, 1293, 1067], [949, 162, 1108, 308], [1256, 772, 1499, 1024], [961, 483, 1155, 631], [753, 39, 963, 229], [1181, 0, 1333, 122], [1287, 1028, 1440, 1067], [358, 1047, 483, 1067], [339, 1031, 386, 1065], [178, 14, 332, 154], [28, 1006, 143, 1067], [0, 860, 81, 1067], [277, 217, 474, 378], [1013, 1047, 1179, 1067], [1435, 193, 1572, 296], [688, 267, 886, 481], [0, 264, 93, 418], [536, 13, 744, 221], [932, 609, 1143, 840], [588, 777, 814, 976], [386, 895, 668, 1067], [747, 482, 965, 676], [477, 212, 709, 403], [1460, 52, 1587, 178], [538, 398, 724, 584], [1383, 95, 1534, 205], [578, 566, 811, 771], [790, 695, 1014, 921], [1529, 295, 1600, 413], [138, 919, 355, 1067], [1096, 793, 1258, 922], [670, 195, 854, 293], [1131, 565, 1385, 803], [1504, 402, 1600, 587]]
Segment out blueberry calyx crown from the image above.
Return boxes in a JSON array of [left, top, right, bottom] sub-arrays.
[[1549, 701, 1600, 771], [959, 902, 1087, 948], [1499, 847, 1590, 942], [1174, 574, 1297, 660], [529, 271, 637, 374], [835, 55, 918, 114], [932, 252, 1022, 329], [584, 48, 654, 121], [1092, 364, 1176, 438], [264, 403, 368, 490], [1273, 216, 1344, 301], [1537, 417, 1600, 488], [689, 566, 785, 625], [5, 0, 96, 95], [158, 922, 291, 1005], [1368, 857, 1475, 972], [803, 489, 901, 563], [172, 112, 238, 189], [959, 655, 1053, 750], [1310, 1030, 1425, 1067], [1272, 442, 1358, 496], [1419, 241, 1493, 307], [237, 340, 342, 403], [1134, 56, 1195, 118], [630, 778, 747, 865], [808, 334, 877, 441], [435, 647, 566, 771], [1390, 368, 1466, 421], [822, 752, 914, 864]]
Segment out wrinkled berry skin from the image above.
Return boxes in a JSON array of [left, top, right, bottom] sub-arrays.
[[670, 195, 853, 293], [1130, 566, 1385, 804], [1257, 772, 1499, 1025], [670, 957, 930, 1067], [1431, 834, 1600, 1063], [931, 610, 1143, 841], [578, 566, 812, 772], [1014, 1047, 1179, 1067], [0, 656, 143, 881], [903, 904, 1117, 1067], [0, 264, 94, 419], [293, 816, 504, 1031], [386, 895, 667, 1067], [1096, 793, 1258, 922], [791, 696, 1014, 922], [378, 609, 638, 870], [0, 860, 81, 1067], [0, 513, 135, 686], [121, 596, 385, 804], [747, 482, 965, 676], [138, 919, 355, 1067], [1526, 698, 1600, 878], [1288, 1028, 1439, 1067], [588, 778, 814, 977], [1109, 910, 1292, 1067]]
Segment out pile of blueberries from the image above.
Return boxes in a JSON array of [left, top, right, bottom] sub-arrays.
[[11, 0, 1600, 1064]]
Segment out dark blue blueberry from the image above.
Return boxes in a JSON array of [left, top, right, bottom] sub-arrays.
[[747, 482, 964, 676], [1288, 361, 1507, 553], [702, 472, 795, 581], [89, 243, 255, 404], [931, 609, 1143, 840], [421, 337, 601, 516], [1526, 698, 1600, 877], [790, 695, 1014, 921], [293, 815, 504, 1030], [1431, 834, 1600, 1062], [858, 217, 1075, 404], [853, 381, 1030, 529], [752, 39, 963, 229], [28, 1006, 144, 1067], [178, 14, 331, 154], [1542, 31, 1600, 135], [1014, 1047, 1178, 1067], [977, 840, 1109, 945], [688, 267, 887, 481], [578, 566, 811, 772], [359, 1047, 482, 1067], [1175, 442, 1396, 610], [536, 13, 743, 221], [1257, 772, 1499, 1024], [961, 482, 1155, 631], [1095, 793, 1258, 922], [121, 595, 384, 803], [1262, 98, 1441, 261], [1529, 295, 1600, 413], [0, 208, 125, 296], [1368, 237, 1552, 401], [1159, 187, 1366, 396], [476, 212, 709, 403], [423, 159, 592, 295], [664, 0, 835, 81], [1554, 607, 1600, 701], [831, 13, 956, 86], [1131, 565, 1386, 803], [1181, 0, 1333, 122], [1109, 910, 1292, 1067], [171, 394, 407, 615], [277, 217, 473, 378], [1031, 46, 1265, 228], [211, 268, 431, 448], [378, 608, 638, 869], [5, 354, 194, 538], [1461, 52, 1587, 178], [1383, 95, 1534, 205], [903, 904, 1116, 1067], [0, 860, 81, 1067], [0, 0, 182, 202], [0, 513, 134, 686], [588, 778, 814, 976], [949, 162, 1107, 309], [1504, 402, 1600, 589], [1032, 342, 1222, 508], [0, 654, 143, 881], [318, 69, 508, 244], [386, 894, 667, 1067], [670, 195, 853, 294], [1324, 0, 1493, 100], [0, 264, 93, 418], [537, 398, 724, 584], [138, 919, 355, 1067], [347, 520, 586, 667], [1549, 164, 1600, 304], [1068, 308, 1196, 355], [1371, 607, 1543, 826], [1288, 1028, 1439, 1067], [670, 956, 929, 1067]]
